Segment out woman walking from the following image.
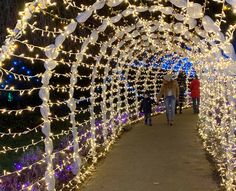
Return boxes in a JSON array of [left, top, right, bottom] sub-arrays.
[[157, 74, 179, 126], [189, 75, 200, 114]]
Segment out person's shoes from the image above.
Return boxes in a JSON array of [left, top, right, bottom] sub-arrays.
[[170, 121, 173, 126], [179, 111, 182, 114], [149, 124, 152, 126]]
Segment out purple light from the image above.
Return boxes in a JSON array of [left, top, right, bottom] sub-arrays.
[[14, 163, 23, 170], [66, 165, 71, 171]]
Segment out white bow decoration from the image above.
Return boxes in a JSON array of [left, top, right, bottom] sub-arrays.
[[67, 99, 76, 112], [42, 121, 51, 137], [39, 88, 49, 101], [44, 60, 57, 70], [38, 0, 48, 9], [126, 25, 136, 33], [132, 30, 140, 38], [70, 115, 76, 126], [185, 17, 197, 29], [41, 71, 52, 85], [187, 3, 203, 19], [27, 2, 36, 12], [192, 36, 201, 44], [225, 62, 236, 75], [184, 31, 192, 39], [65, 21, 77, 34], [159, 6, 173, 15], [45, 170, 56, 191], [116, 30, 125, 38], [211, 48, 222, 61], [23, 9, 32, 21], [214, 31, 225, 42], [71, 64, 78, 73], [69, 88, 74, 96], [40, 104, 50, 118], [142, 35, 148, 41], [0, 53, 6, 62], [80, 38, 90, 53], [221, 42, 236, 60], [195, 27, 208, 38], [174, 23, 187, 34], [76, 53, 83, 62], [174, 14, 185, 21], [15, 20, 27, 31], [122, 8, 133, 17], [101, 43, 108, 54], [71, 157, 81, 175], [169, 0, 187, 8], [92, 0, 106, 10], [149, 5, 158, 12], [98, 20, 108, 32], [202, 16, 220, 33], [111, 48, 118, 56], [150, 25, 158, 32], [135, 6, 148, 12], [55, 34, 66, 47], [70, 76, 78, 85], [111, 14, 122, 23], [76, 9, 93, 23], [45, 44, 59, 59], [45, 138, 53, 154], [90, 30, 99, 44], [226, 0, 236, 9], [107, 0, 123, 7]]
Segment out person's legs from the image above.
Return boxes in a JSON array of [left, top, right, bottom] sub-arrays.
[[196, 98, 200, 113], [165, 97, 171, 124], [192, 98, 197, 113], [144, 114, 148, 125], [147, 113, 152, 126], [169, 96, 176, 125], [175, 101, 178, 114], [179, 102, 183, 114]]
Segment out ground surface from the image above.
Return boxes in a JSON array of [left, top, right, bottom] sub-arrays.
[[80, 109, 220, 191]]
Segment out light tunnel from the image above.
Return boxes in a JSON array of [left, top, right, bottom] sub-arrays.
[[0, 0, 236, 190]]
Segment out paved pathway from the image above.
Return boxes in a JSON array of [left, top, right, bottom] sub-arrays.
[[80, 109, 219, 191]]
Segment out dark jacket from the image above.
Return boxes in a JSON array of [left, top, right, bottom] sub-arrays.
[[140, 97, 155, 114], [177, 77, 186, 103]]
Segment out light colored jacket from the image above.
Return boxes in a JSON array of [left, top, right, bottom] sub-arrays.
[[157, 80, 179, 101]]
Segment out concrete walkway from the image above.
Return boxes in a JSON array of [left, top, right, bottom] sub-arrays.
[[80, 109, 219, 191]]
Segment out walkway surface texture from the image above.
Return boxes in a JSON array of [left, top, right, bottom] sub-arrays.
[[81, 109, 219, 191]]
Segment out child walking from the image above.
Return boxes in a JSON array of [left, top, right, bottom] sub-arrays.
[[140, 92, 155, 126]]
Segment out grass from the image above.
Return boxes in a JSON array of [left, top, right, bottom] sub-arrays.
[[0, 108, 92, 173]]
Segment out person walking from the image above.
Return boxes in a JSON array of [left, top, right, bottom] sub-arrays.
[[157, 74, 179, 126], [175, 71, 186, 114], [140, 92, 155, 126], [189, 74, 200, 114]]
